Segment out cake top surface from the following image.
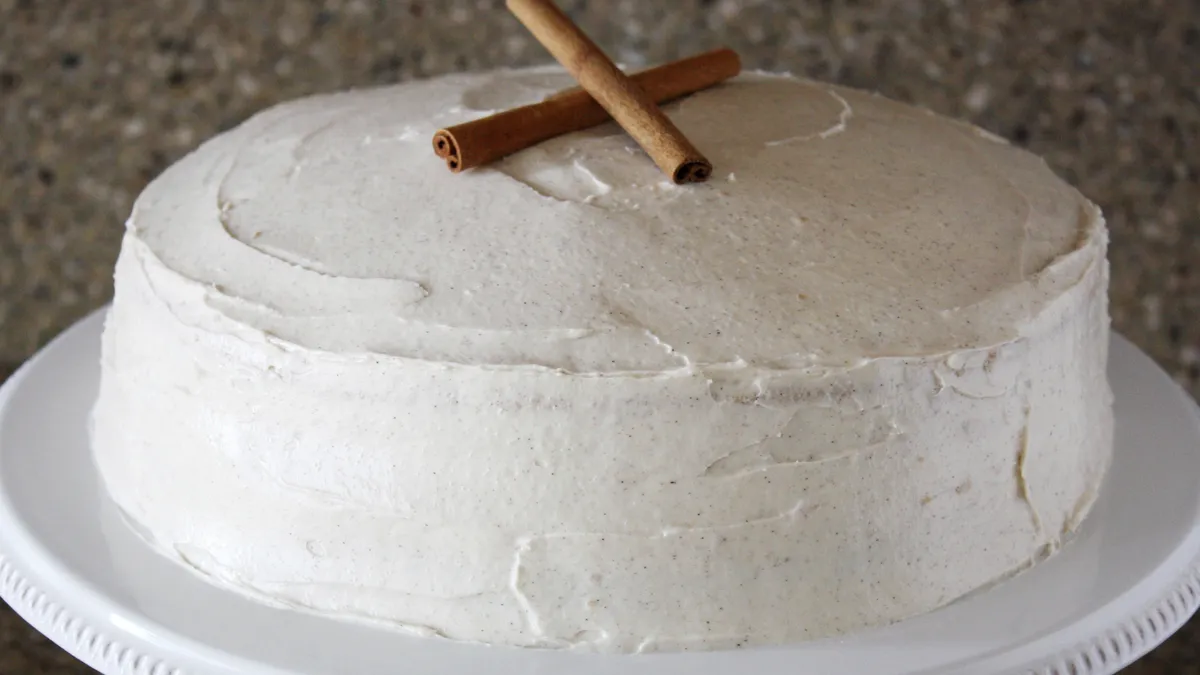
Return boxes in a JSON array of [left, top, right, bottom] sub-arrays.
[[129, 68, 1102, 373]]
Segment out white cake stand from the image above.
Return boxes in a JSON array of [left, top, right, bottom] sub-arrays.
[[1, 309, 1199, 675]]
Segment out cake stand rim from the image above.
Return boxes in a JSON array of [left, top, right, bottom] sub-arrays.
[[0, 308, 1197, 675]]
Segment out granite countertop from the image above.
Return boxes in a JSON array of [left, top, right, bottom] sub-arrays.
[[1, 0, 1197, 672]]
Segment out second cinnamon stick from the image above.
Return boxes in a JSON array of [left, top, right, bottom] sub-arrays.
[[434, 48, 739, 174], [506, 0, 713, 184]]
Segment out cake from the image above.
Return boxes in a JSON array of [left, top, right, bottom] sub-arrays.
[[91, 68, 1113, 653]]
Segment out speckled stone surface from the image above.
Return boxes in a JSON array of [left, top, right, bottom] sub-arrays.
[[0, 0, 1197, 672]]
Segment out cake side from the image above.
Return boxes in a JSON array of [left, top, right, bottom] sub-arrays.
[[91, 69, 1112, 652], [92, 213, 1109, 652]]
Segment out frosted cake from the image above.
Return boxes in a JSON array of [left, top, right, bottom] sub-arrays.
[[91, 69, 1113, 652]]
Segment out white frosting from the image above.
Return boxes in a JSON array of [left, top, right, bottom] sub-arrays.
[[91, 69, 1113, 652]]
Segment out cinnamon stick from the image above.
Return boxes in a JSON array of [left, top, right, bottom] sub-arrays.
[[433, 48, 740, 174], [505, 0, 714, 184]]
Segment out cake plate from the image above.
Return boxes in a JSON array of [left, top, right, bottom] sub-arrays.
[[2, 310, 1199, 675]]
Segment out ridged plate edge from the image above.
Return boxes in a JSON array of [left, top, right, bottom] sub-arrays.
[[0, 551, 185, 675], [3, 537, 1200, 675], [1017, 549, 1200, 675]]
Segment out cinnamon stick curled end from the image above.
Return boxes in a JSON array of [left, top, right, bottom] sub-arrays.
[[674, 159, 712, 184], [432, 130, 464, 172]]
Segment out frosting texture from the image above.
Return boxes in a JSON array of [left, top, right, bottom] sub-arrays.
[[91, 69, 1113, 652]]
